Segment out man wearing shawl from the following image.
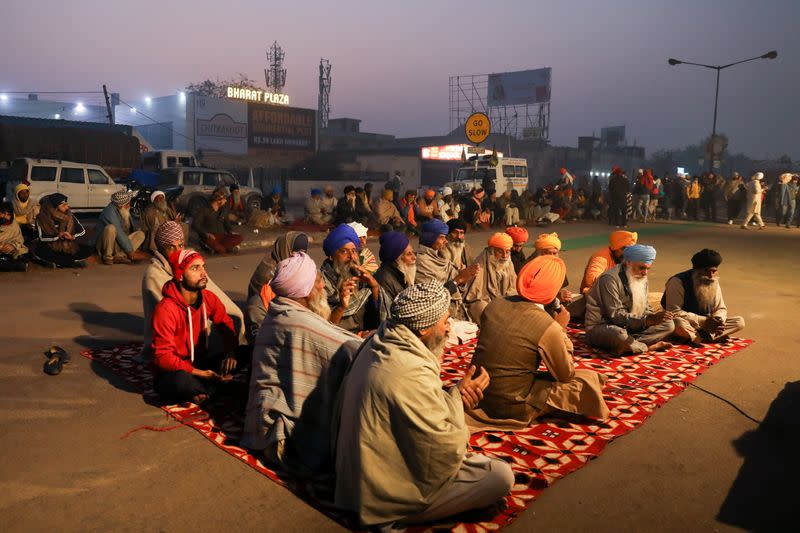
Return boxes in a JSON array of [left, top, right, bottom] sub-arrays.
[[373, 189, 406, 230], [416, 188, 440, 222], [415, 219, 479, 320], [94, 190, 147, 265], [464, 232, 518, 324], [141, 222, 245, 361], [585, 244, 675, 355], [34, 193, 92, 268], [335, 282, 513, 527], [740, 172, 766, 229], [11, 183, 38, 241], [142, 190, 187, 254], [320, 224, 388, 333], [347, 221, 378, 273], [470, 256, 608, 427], [242, 253, 361, 475], [441, 218, 474, 269], [663, 249, 745, 345], [0, 202, 29, 271], [374, 231, 416, 302], [245, 231, 308, 342], [305, 188, 333, 225], [506, 226, 529, 274]]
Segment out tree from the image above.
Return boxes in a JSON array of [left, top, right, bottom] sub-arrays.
[[185, 73, 264, 97]]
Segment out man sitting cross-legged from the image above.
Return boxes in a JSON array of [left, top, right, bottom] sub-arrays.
[[469, 255, 609, 427], [150, 249, 239, 405], [141, 221, 244, 362], [335, 282, 513, 528], [663, 248, 745, 345], [241, 252, 362, 476], [584, 244, 675, 355]]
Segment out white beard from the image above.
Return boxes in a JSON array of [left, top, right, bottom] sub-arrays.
[[490, 256, 510, 284], [307, 289, 332, 321], [395, 260, 417, 285], [693, 272, 720, 314], [447, 241, 465, 266], [625, 265, 648, 317]]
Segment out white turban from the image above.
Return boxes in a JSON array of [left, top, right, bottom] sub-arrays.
[[347, 221, 368, 239], [151, 190, 166, 202]]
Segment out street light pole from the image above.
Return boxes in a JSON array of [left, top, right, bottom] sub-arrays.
[[667, 50, 777, 171]]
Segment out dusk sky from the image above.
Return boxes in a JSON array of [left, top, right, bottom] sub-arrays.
[[2, 0, 798, 160]]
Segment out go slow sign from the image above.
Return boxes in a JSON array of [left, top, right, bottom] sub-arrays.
[[465, 112, 491, 144]]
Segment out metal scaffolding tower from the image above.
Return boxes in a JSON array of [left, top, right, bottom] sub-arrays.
[[318, 59, 332, 129], [264, 41, 287, 94]]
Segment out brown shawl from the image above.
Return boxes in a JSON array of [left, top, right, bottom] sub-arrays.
[[37, 202, 79, 254]]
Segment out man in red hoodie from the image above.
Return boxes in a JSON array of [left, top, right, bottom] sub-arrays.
[[151, 248, 238, 404]]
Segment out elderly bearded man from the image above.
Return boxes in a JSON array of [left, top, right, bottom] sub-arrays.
[[470, 255, 608, 427], [320, 224, 388, 333], [141, 221, 245, 361], [374, 231, 416, 302], [415, 219, 479, 320], [242, 253, 361, 475], [347, 221, 378, 273], [464, 232, 518, 323], [335, 282, 514, 528], [142, 190, 188, 254], [663, 249, 745, 345], [584, 244, 675, 355], [94, 190, 147, 265], [441, 218, 474, 269]]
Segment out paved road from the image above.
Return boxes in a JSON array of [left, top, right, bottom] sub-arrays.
[[1, 219, 797, 532]]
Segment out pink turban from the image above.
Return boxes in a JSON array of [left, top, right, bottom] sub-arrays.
[[488, 232, 513, 250], [270, 252, 318, 298], [517, 255, 567, 304]]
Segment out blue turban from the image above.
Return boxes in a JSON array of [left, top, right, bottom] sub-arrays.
[[271, 186, 282, 195], [323, 224, 360, 257], [310, 188, 322, 196], [419, 219, 449, 247], [379, 231, 410, 263], [623, 244, 657, 264]]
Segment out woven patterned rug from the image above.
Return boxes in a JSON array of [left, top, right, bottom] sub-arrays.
[[81, 330, 752, 532]]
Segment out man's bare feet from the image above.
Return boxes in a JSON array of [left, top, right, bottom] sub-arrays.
[[192, 393, 209, 405], [648, 341, 673, 352]]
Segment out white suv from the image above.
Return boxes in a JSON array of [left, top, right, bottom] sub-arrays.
[[6, 158, 123, 211], [157, 167, 263, 215]]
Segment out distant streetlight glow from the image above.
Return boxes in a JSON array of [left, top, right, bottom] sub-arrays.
[[74, 102, 86, 114], [54, 113, 61, 119], [145, 96, 152, 105], [130, 107, 137, 114], [179, 91, 186, 102], [0, 93, 8, 102]]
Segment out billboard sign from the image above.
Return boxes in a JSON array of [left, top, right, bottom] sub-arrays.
[[487, 68, 551, 107], [193, 95, 248, 154], [247, 103, 316, 150], [421, 144, 502, 160]]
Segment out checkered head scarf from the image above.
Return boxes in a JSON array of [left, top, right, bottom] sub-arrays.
[[390, 281, 450, 331], [155, 221, 184, 250], [111, 189, 133, 207]]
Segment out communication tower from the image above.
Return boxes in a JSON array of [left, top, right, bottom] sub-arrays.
[[318, 59, 332, 129], [264, 41, 287, 94]]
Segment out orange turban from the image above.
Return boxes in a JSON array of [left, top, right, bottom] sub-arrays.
[[608, 230, 638, 251], [505, 226, 529, 244], [488, 232, 513, 250], [516, 255, 567, 304], [534, 232, 561, 251]]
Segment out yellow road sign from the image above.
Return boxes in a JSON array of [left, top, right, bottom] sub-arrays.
[[465, 112, 491, 144]]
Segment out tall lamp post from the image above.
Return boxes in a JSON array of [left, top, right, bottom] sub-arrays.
[[668, 50, 778, 170]]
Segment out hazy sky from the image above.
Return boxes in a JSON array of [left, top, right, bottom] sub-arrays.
[[2, 0, 798, 159]]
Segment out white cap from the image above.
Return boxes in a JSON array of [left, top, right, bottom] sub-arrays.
[[442, 186, 453, 196], [753, 172, 764, 180], [150, 190, 166, 202]]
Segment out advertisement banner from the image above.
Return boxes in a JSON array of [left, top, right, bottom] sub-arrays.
[[248, 104, 316, 150], [487, 68, 551, 107], [193, 95, 248, 154]]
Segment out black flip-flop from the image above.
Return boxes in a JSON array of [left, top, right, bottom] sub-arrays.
[[43, 345, 69, 375]]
